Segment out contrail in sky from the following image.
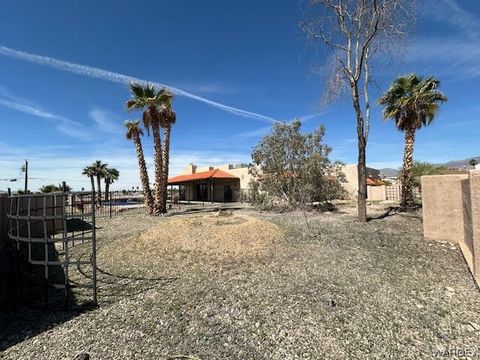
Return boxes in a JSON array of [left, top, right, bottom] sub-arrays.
[[0, 45, 278, 124]]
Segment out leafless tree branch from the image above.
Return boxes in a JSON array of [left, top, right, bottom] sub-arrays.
[[301, 0, 416, 222]]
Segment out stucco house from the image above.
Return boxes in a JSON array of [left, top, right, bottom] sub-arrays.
[[340, 164, 381, 199], [169, 162, 381, 202], [168, 163, 253, 202]]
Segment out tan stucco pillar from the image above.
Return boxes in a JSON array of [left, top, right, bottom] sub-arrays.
[[468, 170, 480, 283], [422, 174, 468, 243]]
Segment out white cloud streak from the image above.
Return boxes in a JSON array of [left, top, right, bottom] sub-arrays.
[[409, 0, 480, 79], [236, 111, 327, 139], [0, 96, 91, 139], [89, 108, 123, 135], [421, 0, 480, 38], [0, 45, 278, 124]]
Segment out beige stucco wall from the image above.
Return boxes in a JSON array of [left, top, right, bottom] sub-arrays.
[[222, 167, 252, 190], [367, 185, 386, 201], [421, 171, 480, 286], [468, 171, 480, 283], [341, 164, 381, 198], [421, 174, 468, 243]]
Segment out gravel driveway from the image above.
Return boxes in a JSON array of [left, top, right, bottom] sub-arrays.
[[1, 205, 480, 359]]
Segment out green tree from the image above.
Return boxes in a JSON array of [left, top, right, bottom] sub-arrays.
[[469, 159, 478, 168], [403, 161, 445, 186], [379, 74, 447, 209], [250, 120, 345, 209], [126, 83, 173, 215], [39, 184, 60, 193], [39, 183, 73, 193], [104, 167, 120, 202], [125, 120, 154, 214]]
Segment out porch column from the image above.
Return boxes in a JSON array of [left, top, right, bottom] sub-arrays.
[[210, 179, 214, 203]]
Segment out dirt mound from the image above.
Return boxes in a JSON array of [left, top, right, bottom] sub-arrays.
[[98, 213, 283, 275], [141, 213, 282, 256]]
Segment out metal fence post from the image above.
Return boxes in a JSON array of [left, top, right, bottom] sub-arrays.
[[91, 191, 97, 305], [109, 191, 112, 218]]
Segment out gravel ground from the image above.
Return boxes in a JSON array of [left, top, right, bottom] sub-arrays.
[[2, 204, 480, 359]]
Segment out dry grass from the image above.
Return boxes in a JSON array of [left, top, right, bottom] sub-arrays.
[[97, 213, 283, 279]]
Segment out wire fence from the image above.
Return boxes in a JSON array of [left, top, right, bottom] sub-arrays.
[[385, 185, 421, 201], [77, 191, 146, 218], [7, 191, 97, 307]]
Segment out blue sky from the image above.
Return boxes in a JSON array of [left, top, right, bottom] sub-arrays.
[[0, 0, 479, 191]]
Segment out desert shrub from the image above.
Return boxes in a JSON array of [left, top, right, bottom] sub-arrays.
[[250, 120, 345, 210]]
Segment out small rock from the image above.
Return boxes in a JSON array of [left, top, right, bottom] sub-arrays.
[[73, 353, 90, 360], [467, 321, 480, 331]]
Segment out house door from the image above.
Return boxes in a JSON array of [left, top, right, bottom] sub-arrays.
[[196, 183, 208, 201], [224, 185, 233, 202]]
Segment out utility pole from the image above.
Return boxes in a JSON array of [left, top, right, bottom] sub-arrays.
[[23, 160, 28, 194]]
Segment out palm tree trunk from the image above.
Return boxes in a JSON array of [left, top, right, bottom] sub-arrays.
[[401, 127, 416, 209], [105, 180, 110, 203], [96, 175, 102, 207], [160, 125, 172, 214], [151, 121, 164, 215], [90, 175, 95, 194], [133, 134, 154, 214]]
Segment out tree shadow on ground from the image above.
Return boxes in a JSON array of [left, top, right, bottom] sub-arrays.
[[0, 263, 176, 352], [367, 205, 422, 222]]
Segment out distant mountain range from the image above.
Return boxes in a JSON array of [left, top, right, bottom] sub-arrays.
[[378, 156, 480, 178], [379, 168, 400, 177], [442, 156, 480, 170]]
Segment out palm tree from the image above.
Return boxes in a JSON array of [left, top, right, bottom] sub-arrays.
[[40, 184, 60, 193], [158, 94, 176, 213], [125, 120, 154, 214], [126, 82, 172, 214], [104, 167, 120, 202], [379, 74, 447, 209], [82, 165, 96, 195], [90, 160, 108, 206], [40, 184, 72, 193]]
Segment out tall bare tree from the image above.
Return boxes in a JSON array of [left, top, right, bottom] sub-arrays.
[[301, 0, 415, 222]]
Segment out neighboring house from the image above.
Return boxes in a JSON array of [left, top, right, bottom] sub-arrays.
[[168, 163, 253, 202], [169, 162, 383, 202], [340, 164, 381, 199]]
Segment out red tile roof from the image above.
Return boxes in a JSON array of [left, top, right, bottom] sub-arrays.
[[168, 169, 238, 185], [367, 177, 384, 186]]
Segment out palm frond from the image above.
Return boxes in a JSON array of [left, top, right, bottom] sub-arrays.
[[378, 73, 447, 131], [129, 82, 145, 98]]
